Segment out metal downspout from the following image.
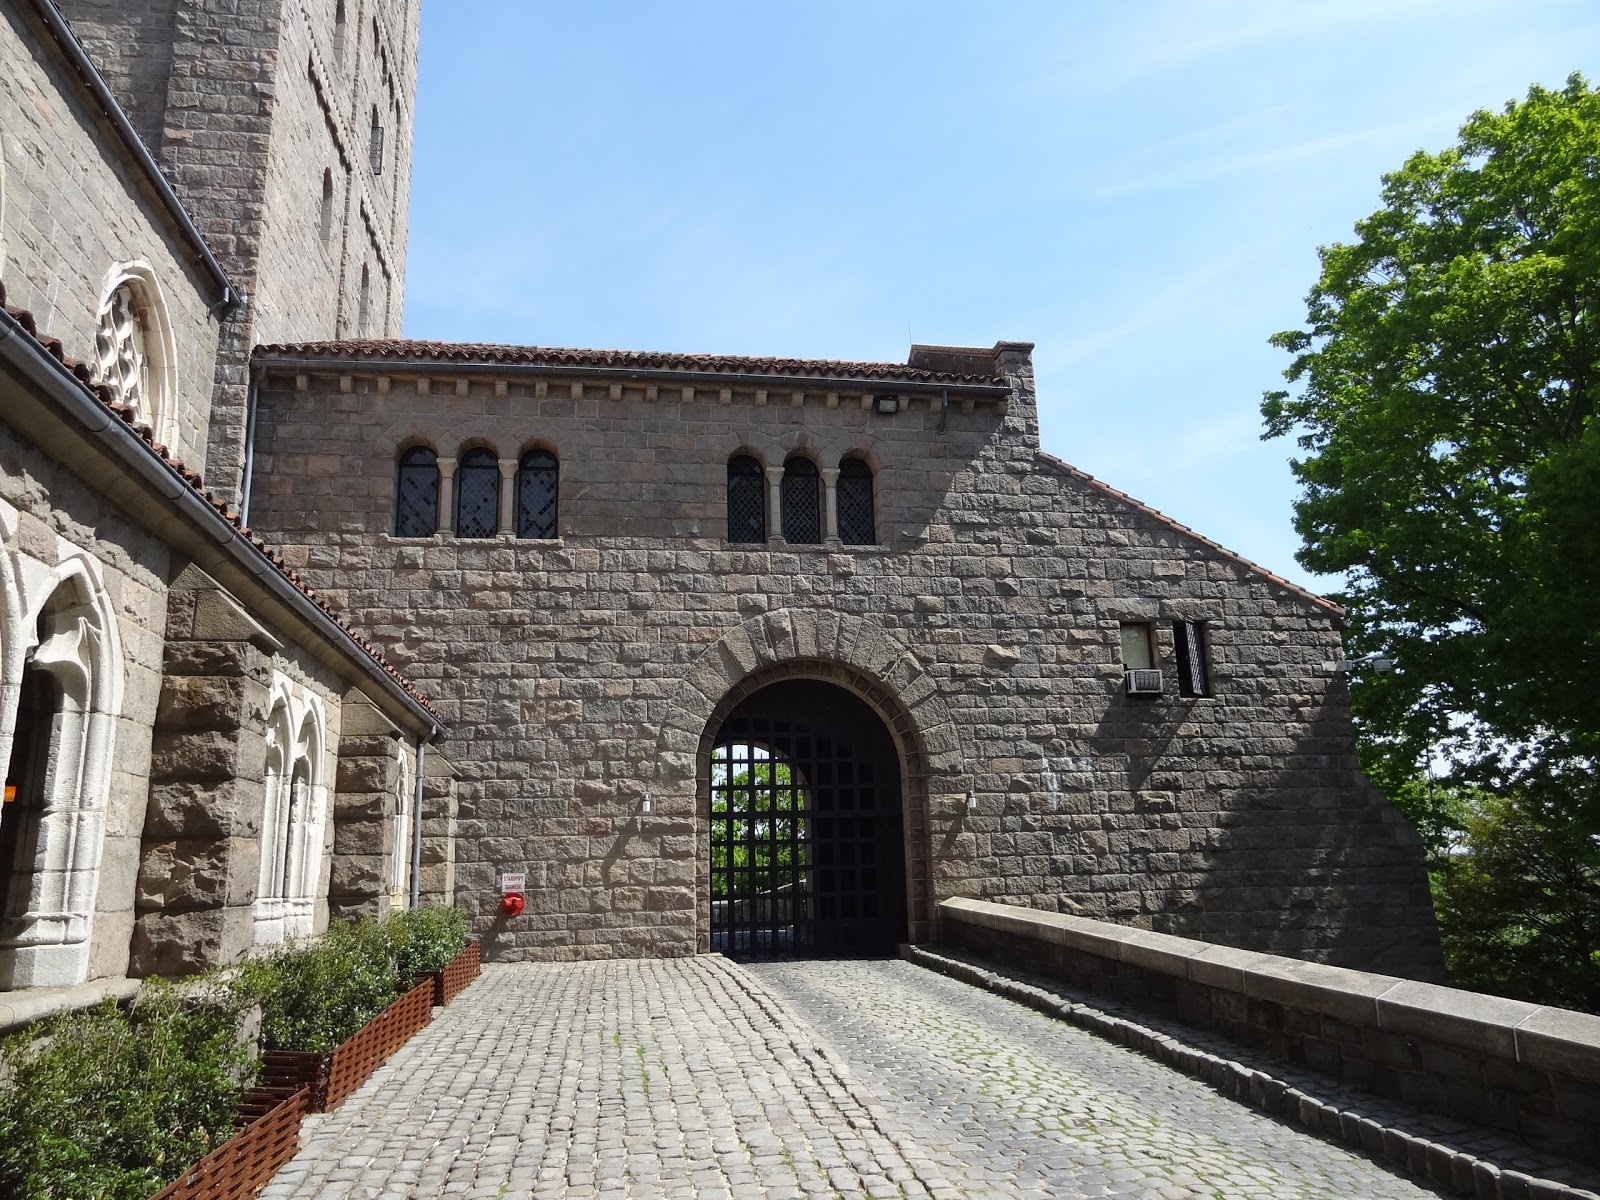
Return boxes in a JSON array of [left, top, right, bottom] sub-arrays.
[[240, 361, 261, 528]]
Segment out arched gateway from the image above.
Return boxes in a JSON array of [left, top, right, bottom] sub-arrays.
[[709, 679, 906, 957], [666, 611, 968, 954]]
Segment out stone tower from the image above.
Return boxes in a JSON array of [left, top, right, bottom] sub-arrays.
[[55, 0, 421, 498]]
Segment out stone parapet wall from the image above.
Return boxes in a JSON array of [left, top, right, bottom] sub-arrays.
[[940, 897, 1600, 1168]]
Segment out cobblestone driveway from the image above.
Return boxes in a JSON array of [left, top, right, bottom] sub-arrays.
[[263, 957, 1433, 1200]]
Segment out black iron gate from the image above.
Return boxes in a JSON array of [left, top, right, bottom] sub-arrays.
[[710, 680, 905, 958]]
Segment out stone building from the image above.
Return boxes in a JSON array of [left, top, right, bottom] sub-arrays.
[[244, 337, 1441, 976], [0, 0, 443, 1018], [0, 0, 1441, 1017]]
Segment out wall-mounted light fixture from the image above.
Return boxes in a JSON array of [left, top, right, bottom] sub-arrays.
[[873, 394, 900, 415]]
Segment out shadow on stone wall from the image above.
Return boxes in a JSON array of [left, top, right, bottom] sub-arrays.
[[1090, 686, 1443, 980]]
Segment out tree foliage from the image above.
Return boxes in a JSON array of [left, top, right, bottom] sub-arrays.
[[711, 760, 806, 900], [1263, 74, 1600, 1004]]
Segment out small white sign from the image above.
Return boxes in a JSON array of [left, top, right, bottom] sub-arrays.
[[499, 873, 526, 895]]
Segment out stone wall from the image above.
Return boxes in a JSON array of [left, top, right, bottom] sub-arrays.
[[133, 569, 272, 974], [940, 897, 1600, 1170], [131, 565, 351, 973], [252, 0, 415, 347], [416, 749, 457, 908], [328, 688, 412, 922], [46, 0, 178, 152], [0, 0, 222, 468], [246, 348, 1442, 974]]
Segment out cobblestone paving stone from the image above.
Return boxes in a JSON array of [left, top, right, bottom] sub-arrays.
[[264, 957, 1437, 1200], [751, 959, 1437, 1200]]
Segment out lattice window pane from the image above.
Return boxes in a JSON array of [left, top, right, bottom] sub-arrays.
[[1174, 620, 1211, 697], [517, 451, 559, 539], [93, 284, 149, 423], [727, 456, 766, 543], [781, 458, 820, 544], [837, 459, 875, 545], [394, 448, 438, 537], [455, 450, 499, 538]]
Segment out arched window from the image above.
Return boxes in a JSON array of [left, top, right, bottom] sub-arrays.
[[254, 704, 291, 945], [781, 456, 821, 544], [357, 264, 371, 336], [394, 446, 438, 537], [370, 105, 385, 175], [254, 694, 325, 944], [727, 455, 765, 543], [837, 457, 876, 546], [92, 269, 173, 444], [455, 447, 500, 538], [319, 169, 335, 243], [516, 449, 559, 539], [0, 565, 122, 987]]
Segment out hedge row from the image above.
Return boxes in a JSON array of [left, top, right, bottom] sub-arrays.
[[0, 906, 467, 1200]]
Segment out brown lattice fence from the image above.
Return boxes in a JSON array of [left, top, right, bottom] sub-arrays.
[[426, 938, 481, 1006], [148, 1085, 310, 1200], [258, 979, 434, 1111]]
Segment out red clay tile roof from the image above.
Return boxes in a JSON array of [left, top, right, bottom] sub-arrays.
[[0, 285, 438, 719], [255, 339, 1007, 386]]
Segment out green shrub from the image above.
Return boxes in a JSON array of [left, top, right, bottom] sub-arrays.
[[0, 979, 251, 1200], [388, 905, 468, 979], [237, 918, 400, 1053]]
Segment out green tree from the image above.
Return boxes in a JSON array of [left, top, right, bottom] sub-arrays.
[[710, 759, 806, 900], [1262, 74, 1600, 1004]]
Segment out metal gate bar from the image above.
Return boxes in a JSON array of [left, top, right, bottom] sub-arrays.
[[710, 681, 904, 958]]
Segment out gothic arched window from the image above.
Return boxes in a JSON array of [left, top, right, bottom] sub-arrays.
[[319, 169, 335, 243], [727, 455, 765, 543], [455, 448, 500, 538], [357, 264, 371, 336], [516, 449, 559, 539], [92, 272, 172, 443], [781, 456, 821, 545], [837, 457, 876, 546], [394, 446, 439, 537]]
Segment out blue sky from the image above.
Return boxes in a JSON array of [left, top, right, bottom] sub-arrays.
[[403, 1, 1599, 592]]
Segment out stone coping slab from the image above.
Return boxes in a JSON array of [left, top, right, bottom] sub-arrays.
[[0, 976, 141, 1033], [941, 897, 1600, 1082]]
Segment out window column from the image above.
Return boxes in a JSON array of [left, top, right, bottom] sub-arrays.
[[436, 457, 456, 535], [822, 467, 840, 545], [498, 458, 517, 534], [765, 465, 784, 543]]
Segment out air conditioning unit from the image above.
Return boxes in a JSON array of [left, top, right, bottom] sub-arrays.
[[1125, 669, 1164, 696]]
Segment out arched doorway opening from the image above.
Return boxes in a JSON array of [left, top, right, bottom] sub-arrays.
[[709, 678, 906, 958]]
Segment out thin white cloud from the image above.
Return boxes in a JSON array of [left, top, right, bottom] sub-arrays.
[[1095, 114, 1455, 198], [1043, 257, 1241, 368]]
